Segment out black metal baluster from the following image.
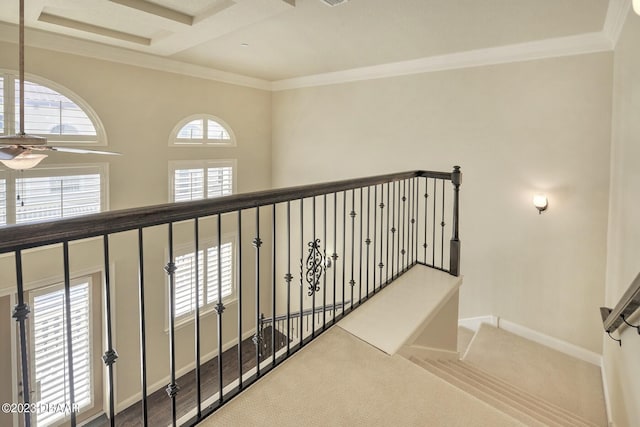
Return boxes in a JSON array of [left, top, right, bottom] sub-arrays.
[[342, 191, 347, 311], [423, 178, 429, 265], [312, 196, 316, 338], [299, 199, 304, 345], [398, 179, 408, 273], [137, 229, 148, 426], [253, 207, 262, 374], [385, 182, 389, 285], [349, 190, 356, 309], [192, 220, 202, 417], [323, 195, 327, 329], [102, 236, 117, 427], [413, 177, 420, 264], [432, 179, 437, 266], [365, 187, 371, 297], [13, 250, 31, 427], [391, 181, 396, 281], [165, 224, 179, 427], [450, 166, 462, 276], [409, 178, 414, 267], [237, 211, 243, 390], [216, 214, 225, 403], [372, 185, 377, 295], [441, 179, 446, 270], [272, 204, 277, 365], [285, 202, 292, 355], [358, 188, 363, 304], [332, 193, 337, 321], [62, 242, 77, 427]]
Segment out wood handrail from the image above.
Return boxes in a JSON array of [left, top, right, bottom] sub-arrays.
[[601, 271, 640, 333], [0, 169, 454, 254]]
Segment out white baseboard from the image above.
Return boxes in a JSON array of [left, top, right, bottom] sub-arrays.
[[458, 316, 602, 366], [600, 359, 614, 427], [116, 329, 257, 413], [458, 315, 498, 332], [497, 319, 602, 366]]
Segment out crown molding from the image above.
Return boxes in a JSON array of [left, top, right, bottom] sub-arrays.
[[603, 0, 631, 48], [0, 0, 628, 93], [272, 32, 612, 91], [0, 22, 272, 91]]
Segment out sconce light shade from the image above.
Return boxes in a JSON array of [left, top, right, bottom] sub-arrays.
[[533, 194, 548, 214], [634, 0, 640, 15]]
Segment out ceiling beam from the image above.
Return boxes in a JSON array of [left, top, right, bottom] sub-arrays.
[[108, 0, 194, 26], [38, 12, 151, 46]]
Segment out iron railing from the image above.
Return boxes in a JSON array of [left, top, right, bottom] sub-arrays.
[[0, 167, 461, 427], [600, 271, 640, 345]]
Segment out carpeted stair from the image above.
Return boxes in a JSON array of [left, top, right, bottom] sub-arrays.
[[411, 358, 599, 427], [407, 324, 607, 427]]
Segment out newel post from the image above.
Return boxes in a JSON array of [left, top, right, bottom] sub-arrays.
[[449, 166, 462, 276]]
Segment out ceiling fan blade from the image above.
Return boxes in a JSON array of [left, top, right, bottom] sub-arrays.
[[0, 146, 25, 160], [49, 147, 121, 156]]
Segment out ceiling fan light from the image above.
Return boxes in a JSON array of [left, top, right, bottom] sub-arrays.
[[0, 153, 48, 170]]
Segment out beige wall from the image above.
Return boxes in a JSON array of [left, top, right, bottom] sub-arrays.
[[0, 41, 272, 414], [272, 53, 612, 354], [604, 11, 640, 427]]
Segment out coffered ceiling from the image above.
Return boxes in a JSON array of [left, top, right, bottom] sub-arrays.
[[0, 0, 617, 84]]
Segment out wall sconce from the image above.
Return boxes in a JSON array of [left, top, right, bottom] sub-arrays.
[[634, 0, 640, 15], [533, 194, 548, 214]]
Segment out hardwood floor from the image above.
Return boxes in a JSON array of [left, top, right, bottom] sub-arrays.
[[115, 326, 287, 426]]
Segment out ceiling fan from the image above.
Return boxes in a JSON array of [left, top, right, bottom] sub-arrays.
[[0, 0, 120, 171]]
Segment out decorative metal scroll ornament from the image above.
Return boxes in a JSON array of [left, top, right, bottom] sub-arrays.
[[304, 239, 324, 296]]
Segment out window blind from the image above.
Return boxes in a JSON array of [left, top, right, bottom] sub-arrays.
[[32, 282, 92, 427], [173, 242, 234, 319], [15, 80, 96, 136], [0, 179, 5, 226], [174, 168, 205, 202], [16, 174, 101, 224], [207, 120, 230, 140], [207, 166, 233, 198], [173, 165, 232, 202], [0, 77, 4, 133]]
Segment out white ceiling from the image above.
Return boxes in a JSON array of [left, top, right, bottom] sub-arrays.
[[0, 0, 613, 82]]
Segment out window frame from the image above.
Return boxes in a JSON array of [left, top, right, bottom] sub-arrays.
[[169, 114, 236, 147], [27, 275, 102, 427], [168, 159, 236, 203], [0, 70, 108, 146], [0, 163, 109, 227], [167, 234, 238, 329]]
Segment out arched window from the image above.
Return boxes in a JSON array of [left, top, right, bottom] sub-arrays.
[[0, 71, 107, 145], [170, 114, 235, 146]]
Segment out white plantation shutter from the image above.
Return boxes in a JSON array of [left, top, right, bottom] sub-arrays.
[[174, 169, 205, 202], [0, 179, 5, 226], [171, 162, 234, 202], [173, 241, 235, 320], [206, 242, 234, 304], [0, 77, 4, 133], [31, 281, 92, 427], [16, 174, 101, 224], [176, 119, 204, 139], [16, 80, 96, 136], [207, 120, 230, 140], [174, 250, 205, 318], [207, 167, 233, 198]]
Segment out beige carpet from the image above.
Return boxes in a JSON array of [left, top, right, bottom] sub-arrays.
[[457, 326, 475, 355], [200, 326, 523, 427], [462, 324, 607, 426]]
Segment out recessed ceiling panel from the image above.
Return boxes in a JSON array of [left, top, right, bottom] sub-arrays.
[[171, 0, 609, 80]]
